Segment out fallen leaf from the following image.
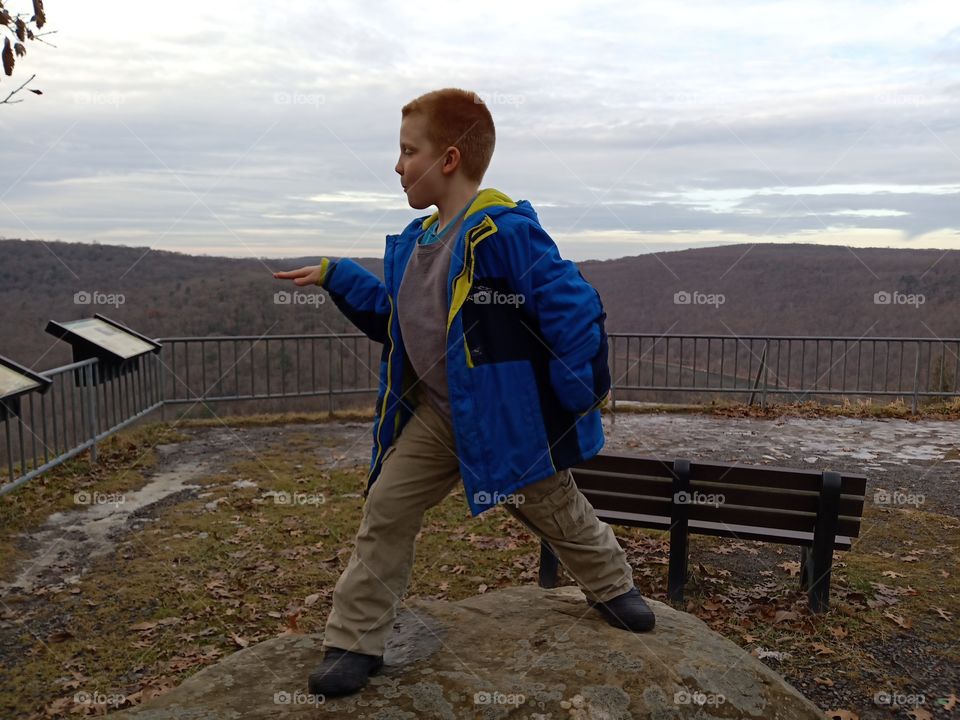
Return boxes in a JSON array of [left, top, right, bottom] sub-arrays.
[[932, 607, 953, 621], [778, 561, 801, 577], [773, 610, 799, 624], [129, 621, 158, 632], [303, 593, 320, 607], [814, 676, 834, 686], [881, 570, 905, 579], [883, 611, 913, 630], [812, 642, 835, 655]]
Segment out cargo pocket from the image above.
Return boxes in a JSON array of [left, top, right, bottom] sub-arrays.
[[380, 443, 399, 468], [550, 472, 589, 540]]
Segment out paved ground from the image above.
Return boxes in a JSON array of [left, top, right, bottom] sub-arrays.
[[603, 413, 960, 517], [3, 411, 956, 597]]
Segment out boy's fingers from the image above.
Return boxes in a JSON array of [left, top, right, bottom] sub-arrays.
[[273, 268, 308, 279]]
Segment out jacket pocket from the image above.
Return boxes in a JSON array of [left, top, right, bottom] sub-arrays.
[[470, 359, 550, 480]]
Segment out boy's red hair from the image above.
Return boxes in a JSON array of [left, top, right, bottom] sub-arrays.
[[402, 88, 495, 182]]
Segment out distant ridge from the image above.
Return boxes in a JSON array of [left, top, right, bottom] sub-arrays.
[[1, 238, 957, 370]]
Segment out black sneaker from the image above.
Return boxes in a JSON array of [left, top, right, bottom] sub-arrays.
[[588, 587, 656, 632], [307, 647, 384, 697]]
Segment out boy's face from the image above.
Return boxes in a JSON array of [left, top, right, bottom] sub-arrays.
[[395, 112, 447, 210]]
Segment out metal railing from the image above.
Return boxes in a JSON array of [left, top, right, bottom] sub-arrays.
[[608, 333, 960, 410], [157, 333, 380, 407], [2, 331, 957, 494], [2, 354, 163, 495]]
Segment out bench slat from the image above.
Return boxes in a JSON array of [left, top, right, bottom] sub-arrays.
[[572, 469, 866, 517], [580, 453, 867, 496], [581, 490, 864, 538], [593, 508, 855, 550]]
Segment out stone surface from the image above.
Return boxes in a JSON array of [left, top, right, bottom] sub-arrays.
[[112, 585, 824, 719]]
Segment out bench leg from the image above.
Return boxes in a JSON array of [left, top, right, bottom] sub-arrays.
[[667, 530, 689, 603], [807, 471, 842, 614], [538, 539, 559, 589], [668, 459, 692, 604]]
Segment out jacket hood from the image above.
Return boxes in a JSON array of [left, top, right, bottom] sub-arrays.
[[420, 188, 538, 231]]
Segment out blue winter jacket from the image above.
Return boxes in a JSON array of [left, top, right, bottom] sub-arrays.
[[316, 188, 611, 516]]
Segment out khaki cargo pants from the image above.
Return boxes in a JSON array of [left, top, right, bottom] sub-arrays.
[[322, 397, 635, 656]]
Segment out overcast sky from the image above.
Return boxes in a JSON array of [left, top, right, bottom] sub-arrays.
[[1, 0, 958, 262]]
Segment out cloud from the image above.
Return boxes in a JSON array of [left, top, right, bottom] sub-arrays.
[[1, 0, 959, 261]]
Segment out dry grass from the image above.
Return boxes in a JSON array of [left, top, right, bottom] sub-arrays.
[[0, 420, 957, 718]]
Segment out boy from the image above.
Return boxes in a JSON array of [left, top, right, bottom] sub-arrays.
[[273, 88, 655, 698]]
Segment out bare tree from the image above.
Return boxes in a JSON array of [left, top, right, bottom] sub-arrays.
[[1, 0, 54, 104]]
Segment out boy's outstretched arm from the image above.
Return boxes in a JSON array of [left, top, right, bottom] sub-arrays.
[[506, 220, 611, 414], [273, 258, 390, 344]]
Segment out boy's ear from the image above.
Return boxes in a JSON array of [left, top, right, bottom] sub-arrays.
[[440, 146, 462, 176]]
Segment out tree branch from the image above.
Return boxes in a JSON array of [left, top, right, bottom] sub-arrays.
[[1, 71, 34, 104]]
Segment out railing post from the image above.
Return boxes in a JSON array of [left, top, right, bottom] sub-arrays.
[[159, 350, 166, 421], [749, 341, 768, 407], [610, 335, 617, 419], [328, 338, 334, 417], [762, 338, 770, 409], [912, 341, 921, 415], [87, 361, 99, 464]]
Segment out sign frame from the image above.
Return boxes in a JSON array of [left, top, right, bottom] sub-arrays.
[[0, 354, 52, 420], [44, 314, 162, 383]]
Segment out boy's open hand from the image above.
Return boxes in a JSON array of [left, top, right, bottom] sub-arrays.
[[273, 265, 322, 286]]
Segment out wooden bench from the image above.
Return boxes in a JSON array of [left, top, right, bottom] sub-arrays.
[[537, 453, 868, 613]]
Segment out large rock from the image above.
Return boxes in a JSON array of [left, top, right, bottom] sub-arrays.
[[112, 585, 823, 719]]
